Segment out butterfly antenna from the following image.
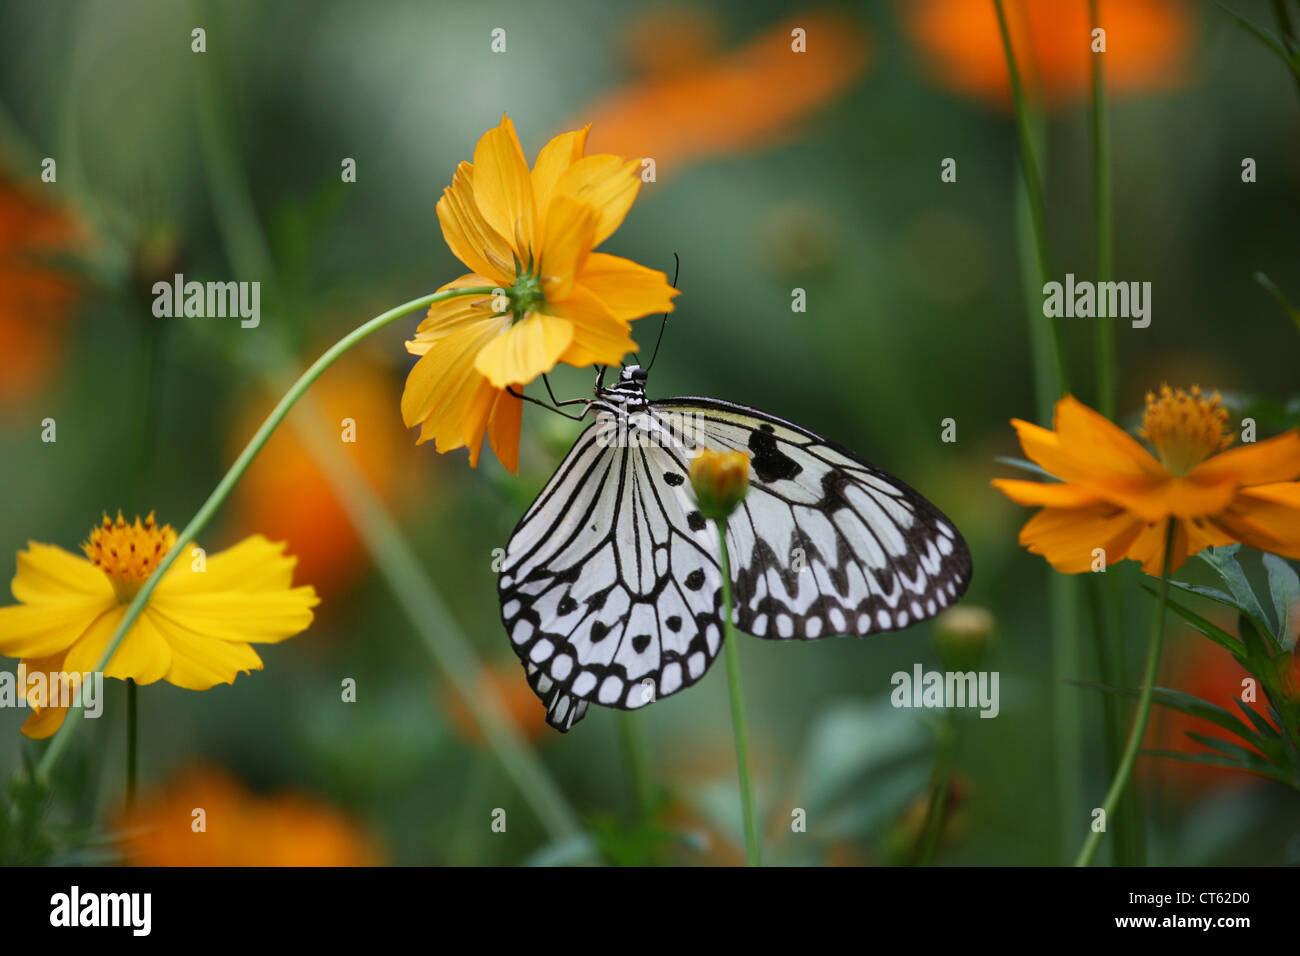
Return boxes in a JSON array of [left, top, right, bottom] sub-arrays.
[[646, 252, 679, 373]]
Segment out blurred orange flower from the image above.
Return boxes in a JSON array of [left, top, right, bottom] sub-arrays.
[[117, 767, 381, 866], [903, 0, 1192, 109], [443, 660, 548, 746], [229, 354, 410, 599], [994, 388, 1300, 574], [0, 176, 84, 407], [575, 7, 869, 176]]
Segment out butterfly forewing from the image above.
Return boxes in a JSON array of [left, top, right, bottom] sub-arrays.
[[499, 384, 973, 732]]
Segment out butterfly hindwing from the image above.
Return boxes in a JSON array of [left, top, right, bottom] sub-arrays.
[[499, 414, 726, 732]]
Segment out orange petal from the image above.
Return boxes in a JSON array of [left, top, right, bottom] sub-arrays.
[[577, 252, 679, 321], [537, 196, 598, 302], [1017, 504, 1144, 574], [531, 126, 590, 216], [1053, 395, 1164, 477], [551, 155, 642, 246], [473, 313, 575, 388], [1189, 429, 1300, 487], [1212, 483, 1300, 560], [407, 274, 502, 356], [436, 165, 515, 283], [1086, 473, 1240, 523], [472, 115, 536, 261], [546, 284, 639, 368], [487, 388, 524, 474], [992, 478, 1101, 508]]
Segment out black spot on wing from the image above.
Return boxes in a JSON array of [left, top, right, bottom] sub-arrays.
[[748, 428, 802, 483]]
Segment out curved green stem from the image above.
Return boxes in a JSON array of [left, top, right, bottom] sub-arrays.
[[1074, 520, 1175, 867], [32, 285, 492, 784], [716, 518, 761, 866]]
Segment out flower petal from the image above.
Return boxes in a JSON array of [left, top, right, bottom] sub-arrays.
[[1189, 429, 1300, 487], [157, 535, 303, 595], [1212, 482, 1300, 560], [552, 154, 642, 246], [577, 252, 679, 321], [472, 115, 536, 260], [531, 125, 590, 216], [437, 164, 515, 284], [0, 598, 116, 658], [1016, 504, 1144, 574], [473, 312, 575, 388], [991, 478, 1100, 508], [11, 543, 114, 604], [546, 284, 639, 368], [148, 586, 318, 646], [407, 274, 502, 356], [537, 196, 599, 302], [149, 607, 265, 691], [401, 315, 509, 434], [487, 388, 523, 475]]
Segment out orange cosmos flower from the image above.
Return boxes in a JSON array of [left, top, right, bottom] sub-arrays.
[[402, 115, 678, 472], [904, 0, 1192, 109], [993, 388, 1300, 574], [117, 766, 380, 866], [576, 8, 869, 176], [0, 175, 84, 407]]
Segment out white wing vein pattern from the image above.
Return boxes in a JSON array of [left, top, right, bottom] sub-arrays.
[[499, 396, 972, 731]]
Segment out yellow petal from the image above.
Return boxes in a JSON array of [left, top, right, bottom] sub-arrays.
[[0, 598, 116, 658], [473, 313, 575, 388], [150, 608, 265, 691], [546, 284, 639, 368], [63, 606, 171, 684], [149, 586, 318, 646], [551, 154, 642, 246], [11, 543, 114, 604], [16, 651, 74, 739], [437, 163, 516, 283], [531, 125, 590, 216], [576, 252, 678, 321], [487, 388, 524, 475], [472, 115, 536, 260], [157, 535, 302, 595], [401, 315, 509, 431], [537, 196, 598, 302], [407, 273, 502, 356]]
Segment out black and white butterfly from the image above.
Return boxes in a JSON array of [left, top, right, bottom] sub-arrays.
[[498, 364, 973, 731]]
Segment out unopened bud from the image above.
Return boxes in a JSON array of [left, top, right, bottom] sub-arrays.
[[689, 449, 751, 521], [935, 605, 994, 671]]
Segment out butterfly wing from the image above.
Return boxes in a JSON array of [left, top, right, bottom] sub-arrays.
[[499, 413, 725, 732], [652, 398, 972, 640]]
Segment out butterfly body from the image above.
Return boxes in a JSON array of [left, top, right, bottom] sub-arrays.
[[499, 366, 972, 731]]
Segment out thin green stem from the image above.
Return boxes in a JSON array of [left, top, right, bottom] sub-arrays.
[[1089, 0, 1115, 419], [32, 285, 492, 785], [617, 711, 655, 825], [1074, 520, 1175, 867], [993, 0, 1070, 396], [716, 518, 761, 866], [124, 679, 137, 810], [915, 711, 956, 866]]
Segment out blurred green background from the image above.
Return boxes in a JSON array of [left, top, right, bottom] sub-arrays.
[[1, 0, 1297, 865]]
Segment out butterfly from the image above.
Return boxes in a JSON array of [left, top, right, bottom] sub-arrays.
[[498, 364, 973, 731]]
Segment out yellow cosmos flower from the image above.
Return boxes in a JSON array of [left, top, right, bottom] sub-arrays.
[[402, 115, 679, 472], [0, 512, 319, 738], [993, 388, 1300, 574]]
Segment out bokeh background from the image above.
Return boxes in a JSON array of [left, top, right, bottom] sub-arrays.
[[1, 0, 1298, 865]]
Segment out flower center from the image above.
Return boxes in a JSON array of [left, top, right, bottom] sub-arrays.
[[83, 511, 177, 602], [1139, 385, 1232, 476], [507, 269, 545, 321]]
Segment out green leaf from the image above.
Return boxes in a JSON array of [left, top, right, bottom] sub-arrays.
[[1075, 682, 1262, 746], [1145, 749, 1298, 789], [1155, 589, 1248, 657], [1197, 546, 1274, 637], [1262, 553, 1299, 650]]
